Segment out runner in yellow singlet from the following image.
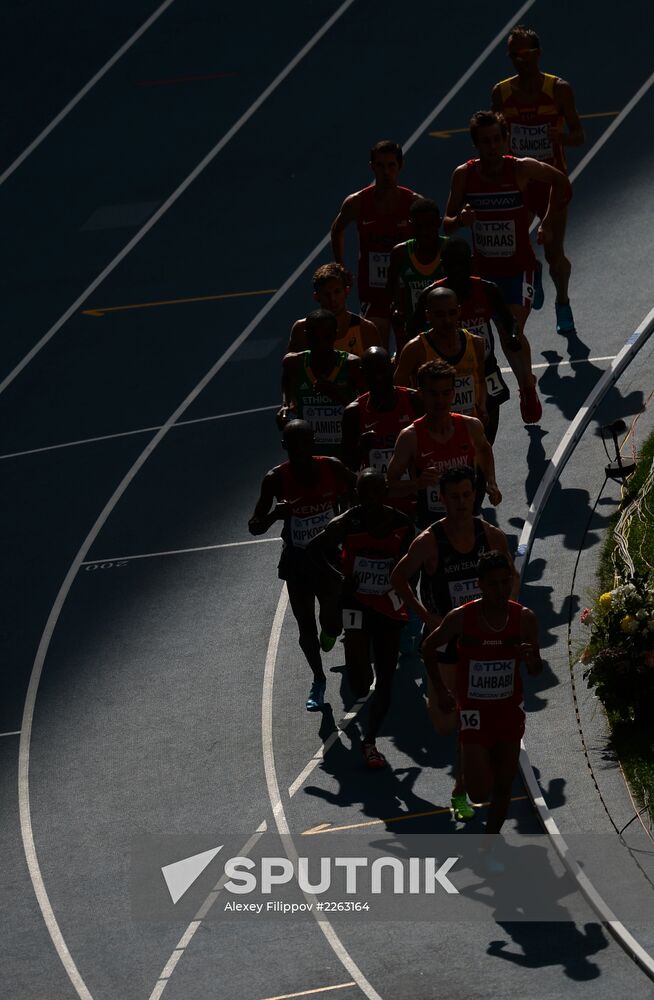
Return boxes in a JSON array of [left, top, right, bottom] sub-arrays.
[[288, 263, 381, 356]]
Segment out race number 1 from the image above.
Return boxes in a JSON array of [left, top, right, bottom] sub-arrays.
[[343, 609, 363, 630]]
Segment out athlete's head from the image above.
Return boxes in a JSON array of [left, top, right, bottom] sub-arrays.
[[440, 238, 473, 280], [477, 550, 512, 603], [312, 263, 352, 315], [361, 346, 393, 396], [425, 287, 460, 337], [409, 197, 441, 242], [469, 110, 508, 160], [370, 140, 403, 187], [305, 308, 338, 352], [440, 465, 477, 513], [282, 419, 314, 461], [356, 467, 388, 509], [507, 24, 540, 68], [416, 360, 456, 415]]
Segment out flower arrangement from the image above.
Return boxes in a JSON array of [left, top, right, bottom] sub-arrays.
[[580, 571, 654, 722]]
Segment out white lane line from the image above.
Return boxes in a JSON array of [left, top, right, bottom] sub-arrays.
[[0, 0, 357, 397], [515, 304, 654, 980], [0, 404, 278, 462], [81, 536, 282, 566], [262, 985, 356, 1000], [287, 697, 371, 800], [22, 6, 536, 997], [0, 0, 177, 188], [261, 588, 383, 1000], [500, 354, 616, 375], [0, 730, 21, 737]]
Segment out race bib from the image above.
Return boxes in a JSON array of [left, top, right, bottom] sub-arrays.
[[460, 709, 480, 731], [510, 122, 553, 161], [343, 608, 363, 630], [467, 659, 515, 700], [464, 320, 492, 357], [486, 370, 506, 398], [453, 374, 475, 414], [368, 447, 394, 475], [426, 483, 445, 515], [353, 556, 394, 595], [290, 510, 332, 549], [447, 578, 481, 608], [473, 219, 516, 258], [303, 404, 343, 444], [368, 251, 390, 288]]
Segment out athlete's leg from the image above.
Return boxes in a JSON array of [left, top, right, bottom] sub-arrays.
[[366, 621, 402, 741], [541, 207, 571, 304], [286, 577, 325, 683], [315, 576, 343, 641], [485, 740, 521, 834], [460, 742, 494, 805], [344, 628, 374, 700], [484, 400, 500, 445]]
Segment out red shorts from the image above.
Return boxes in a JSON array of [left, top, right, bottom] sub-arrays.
[[458, 704, 525, 748]]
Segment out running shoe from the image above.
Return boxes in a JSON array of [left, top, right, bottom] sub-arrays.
[[319, 629, 338, 653], [451, 793, 475, 822], [306, 680, 326, 711], [519, 382, 542, 424], [532, 261, 544, 310], [555, 301, 576, 334], [362, 742, 387, 770]]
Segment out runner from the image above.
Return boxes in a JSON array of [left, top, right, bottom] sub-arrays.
[[443, 109, 572, 423], [387, 359, 501, 530], [412, 238, 523, 443], [492, 24, 584, 333], [279, 308, 361, 458], [287, 263, 381, 356], [307, 469, 415, 768], [331, 140, 420, 348], [248, 420, 354, 711], [391, 466, 518, 819], [340, 346, 422, 484], [386, 198, 448, 355], [423, 550, 542, 833], [394, 287, 488, 429]]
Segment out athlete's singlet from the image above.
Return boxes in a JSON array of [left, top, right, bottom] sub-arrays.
[[420, 517, 489, 616], [496, 73, 566, 171], [334, 313, 366, 357], [357, 386, 419, 515], [412, 413, 476, 524], [276, 457, 347, 552], [419, 330, 485, 417], [396, 237, 448, 324], [340, 507, 414, 620], [463, 157, 535, 277], [432, 277, 510, 406], [292, 351, 355, 455], [357, 184, 416, 316], [456, 599, 525, 745]]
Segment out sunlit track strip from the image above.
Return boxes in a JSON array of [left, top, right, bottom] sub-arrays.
[[0, 0, 358, 398], [515, 304, 654, 980], [81, 536, 282, 566], [0, 0, 177, 187]]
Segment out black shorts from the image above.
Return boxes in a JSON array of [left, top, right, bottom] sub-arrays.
[[342, 597, 404, 634]]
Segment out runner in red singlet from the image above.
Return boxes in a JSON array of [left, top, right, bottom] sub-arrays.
[[444, 110, 571, 424], [249, 420, 354, 711], [423, 550, 542, 833], [492, 24, 584, 334], [331, 141, 420, 349], [308, 469, 414, 768], [386, 360, 500, 531]]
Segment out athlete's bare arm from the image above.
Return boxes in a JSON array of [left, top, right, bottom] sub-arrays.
[[520, 606, 543, 675], [390, 530, 442, 628], [327, 456, 357, 510], [490, 82, 504, 113], [386, 242, 406, 321], [287, 318, 306, 353], [305, 512, 350, 582], [515, 157, 571, 242], [443, 166, 476, 233], [471, 334, 488, 422], [278, 354, 301, 427], [387, 425, 437, 497], [340, 401, 362, 471], [330, 192, 360, 263], [422, 606, 464, 657], [553, 79, 585, 147], [360, 316, 383, 350], [466, 416, 501, 505], [393, 336, 425, 387], [484, 523, 520, 598], [249, 469, 286, 535]]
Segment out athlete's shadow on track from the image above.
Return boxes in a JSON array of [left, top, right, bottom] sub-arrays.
[[538, 349, 644, 425]]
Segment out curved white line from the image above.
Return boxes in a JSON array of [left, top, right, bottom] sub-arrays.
[[0, 0, 178, 187], [516, 304, 654, 979], [261, 587, 383, 1000]]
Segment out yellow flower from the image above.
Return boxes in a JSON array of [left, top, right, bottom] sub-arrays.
[[620, 614, 638, 634], [598, 592, 613, 610]]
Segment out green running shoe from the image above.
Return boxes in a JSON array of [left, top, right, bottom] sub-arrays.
[[319, 629, 338, 652], [451, 794, 475, 822]]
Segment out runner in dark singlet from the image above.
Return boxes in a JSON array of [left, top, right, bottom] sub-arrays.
[[391, 466, 517, 819], [279, 309, 361, 458], [288, 263, 381, 356], [308, 469, 414, 768], [423, 551, 542, 833], [249, 420, 354, 711]]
